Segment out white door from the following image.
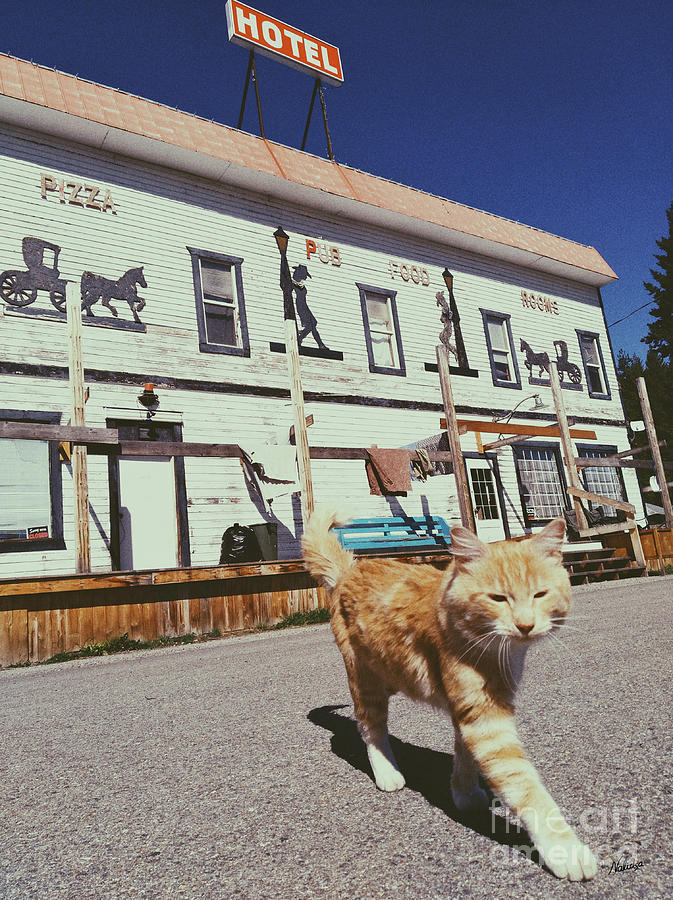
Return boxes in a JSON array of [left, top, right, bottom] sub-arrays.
[[118, 455, 178, 570], [465, 458, 507, 543]]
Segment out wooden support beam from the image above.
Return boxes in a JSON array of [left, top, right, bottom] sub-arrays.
[[566, 485, 635, 515], [0, 422, 119, 443], [637, 376, 673, 528], [67, 282, 90, 573], [448, 418, 597, 440], [575, 457, 670, 470], [549, 364, 588, 532], [284, 318, 314, 522], [436, 344, 475, 530]]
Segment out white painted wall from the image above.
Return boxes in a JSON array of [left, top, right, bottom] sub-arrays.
[[0, 124, 641, 577]]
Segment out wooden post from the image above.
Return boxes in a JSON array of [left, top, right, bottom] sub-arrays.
[[637, 376, 673, 528], [66, 281, 90, 573], [436, 344, 475, 530], [285, 318, 314, 523], [549, 364, 588, 532]]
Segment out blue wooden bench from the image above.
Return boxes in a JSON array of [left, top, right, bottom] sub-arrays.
[[332, 516, 452, 555]]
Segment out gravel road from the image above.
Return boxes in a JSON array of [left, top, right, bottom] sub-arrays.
[[1, 576, 672, 900]]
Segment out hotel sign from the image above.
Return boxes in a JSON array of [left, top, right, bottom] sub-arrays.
[[225, 1, 344, 85]]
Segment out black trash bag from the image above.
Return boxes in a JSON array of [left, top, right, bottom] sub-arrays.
[[219, 523, 262, 564]]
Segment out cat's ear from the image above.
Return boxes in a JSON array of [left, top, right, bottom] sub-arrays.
[[449, 526, 487, 564], [532, 517, 566, 558]]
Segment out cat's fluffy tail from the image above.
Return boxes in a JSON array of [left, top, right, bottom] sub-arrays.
[[302, 506, 355, 591]]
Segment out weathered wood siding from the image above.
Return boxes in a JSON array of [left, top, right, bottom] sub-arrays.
[[0, 122, 642, 579]]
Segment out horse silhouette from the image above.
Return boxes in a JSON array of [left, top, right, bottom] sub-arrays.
[[80, 266, 147, 323], [520, 339, 550, 378]]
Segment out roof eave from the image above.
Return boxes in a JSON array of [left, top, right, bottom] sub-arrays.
[[0, 94, 617, 287]]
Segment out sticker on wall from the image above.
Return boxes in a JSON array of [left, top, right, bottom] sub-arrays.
[[519, 337, 582, 387], [0, 237, 147, 331], [270, 226, 343, 360]]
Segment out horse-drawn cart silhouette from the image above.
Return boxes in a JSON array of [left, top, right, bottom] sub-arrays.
[[519, 337, 582, 385], [554, 340, 582, 384], [0, 237, 67, 311]]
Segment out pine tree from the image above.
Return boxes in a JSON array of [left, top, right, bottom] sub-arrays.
[[643, 201, 673, 363]]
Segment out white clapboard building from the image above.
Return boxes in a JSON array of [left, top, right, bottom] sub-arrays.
[[0, 54, 643, 577]]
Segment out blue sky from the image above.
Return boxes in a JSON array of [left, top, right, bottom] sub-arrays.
[[4, 0, 672, 358]]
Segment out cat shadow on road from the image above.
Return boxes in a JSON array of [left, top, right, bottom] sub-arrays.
[[308, 704, 538, 858]]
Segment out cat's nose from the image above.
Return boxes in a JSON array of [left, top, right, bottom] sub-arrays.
[[516, 622, 534, 636]]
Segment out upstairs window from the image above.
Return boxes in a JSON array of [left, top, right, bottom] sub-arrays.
[[0, 413, 65, 553], [357, 284, 406, 375], [188, 248, 250, 357], [577, 331, 610, 399], [481, 309, 521, 389]]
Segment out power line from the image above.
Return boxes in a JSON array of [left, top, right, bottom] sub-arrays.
[[607, 299, 655, 329]]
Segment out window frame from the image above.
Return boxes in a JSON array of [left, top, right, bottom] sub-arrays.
[[576, 443, 626, 520], [0, 409, 65, 554], [188, 247, 250, 357], [576, 329, 611, 399], [512, 441, 569, 528], [357, 283, 406, 376], [480, 309, 522, 390]]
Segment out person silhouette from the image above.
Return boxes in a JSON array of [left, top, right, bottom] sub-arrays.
[[291, 264, 329, 350]]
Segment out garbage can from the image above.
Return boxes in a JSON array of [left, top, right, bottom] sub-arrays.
[[248, 522, 278, 561]]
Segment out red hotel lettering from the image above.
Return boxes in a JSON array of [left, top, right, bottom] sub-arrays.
[[226, 1, 343, 84]]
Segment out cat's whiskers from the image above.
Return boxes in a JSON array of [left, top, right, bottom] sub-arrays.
[[455, 628, 498, 664], [498, 637, 515, 691], [473, 632, 501, 667]]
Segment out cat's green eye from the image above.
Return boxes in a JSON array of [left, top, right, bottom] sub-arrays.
[[489, 594, 508, 603], [534, 590, 548, 598]]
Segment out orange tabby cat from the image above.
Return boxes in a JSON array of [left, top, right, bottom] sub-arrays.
[[302, 508, 597, 881]]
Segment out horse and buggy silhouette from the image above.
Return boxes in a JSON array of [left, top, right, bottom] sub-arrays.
[[520, 338, 582, 384], [0, 237, 147, 323]]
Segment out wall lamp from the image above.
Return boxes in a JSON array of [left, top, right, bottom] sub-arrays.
[[493, 393, 546, 424], [138, 383, 160, 420]]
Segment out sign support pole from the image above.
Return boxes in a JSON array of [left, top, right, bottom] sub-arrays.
[[66, 282, 91, 573], [301, 79, 335, 160], [237, 49, 265, 138]]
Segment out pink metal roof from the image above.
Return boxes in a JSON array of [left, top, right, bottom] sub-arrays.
[[0, 54, 617, 282]]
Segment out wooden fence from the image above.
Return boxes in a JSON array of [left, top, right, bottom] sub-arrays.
[[0, 549, 452, 667], [603, 528, 673, 573], [0, 560, 326, 667]]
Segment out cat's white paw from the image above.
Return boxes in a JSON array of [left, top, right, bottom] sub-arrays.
[[375, 768, 406, 792], [538, 836, 597, 881], [452, 784, 490, 814], [366, 742, 406, 792]]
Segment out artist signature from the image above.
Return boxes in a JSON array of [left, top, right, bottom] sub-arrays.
[[608, 857, 646, 874]]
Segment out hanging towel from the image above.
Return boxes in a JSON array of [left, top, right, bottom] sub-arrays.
[[365, 448, 411, 496], [410, 449, 433, 482]]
